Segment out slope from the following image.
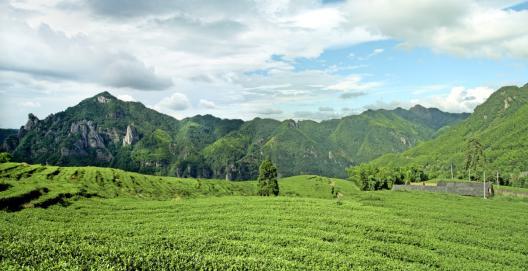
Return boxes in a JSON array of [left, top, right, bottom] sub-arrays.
[[369, 84, 528, 178], [1, 187, 527, 270], [0, 162, 357, 211], [4, 91, 467, 179]]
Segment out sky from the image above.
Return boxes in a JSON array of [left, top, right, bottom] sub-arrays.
[[1, 0, 527, 128]]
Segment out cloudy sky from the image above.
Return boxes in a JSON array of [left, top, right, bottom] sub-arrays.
[[1, 0, 527, 128]]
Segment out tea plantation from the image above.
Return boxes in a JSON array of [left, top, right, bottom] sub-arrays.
[[1, 163, 527, 270]]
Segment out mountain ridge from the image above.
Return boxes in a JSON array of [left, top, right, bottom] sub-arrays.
[[367, 84, 528, 178], [1, 91, 469, 179]]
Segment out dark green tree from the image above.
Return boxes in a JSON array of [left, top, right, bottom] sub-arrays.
[[258, 160, 279, 196], [465, 138, 485, 180]]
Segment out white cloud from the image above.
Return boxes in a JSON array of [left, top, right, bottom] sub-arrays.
[[0, 18, 172, 90], [117, 94, 136, 102], [325, 75, 382, 92], [415, 86, 494, 112], [0, 0, 525, 126], [255, 108, 283, 115], [199, 99, 216, 109], [157, 93, 191, 111], [343, 0, 528, 58], [289, 8, 344, 30], [372, 48, 384, 55], [293, 110, 343, 121], [20, 101, 41, 108]]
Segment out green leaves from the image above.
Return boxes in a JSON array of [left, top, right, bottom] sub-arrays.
[[348, 164, 426, 191], [257, 160, 279, 196], [369, 84, 528, 185], [5, 91, 468, 180], [0, 152, 12, 163], [1, 192, 527, 270]]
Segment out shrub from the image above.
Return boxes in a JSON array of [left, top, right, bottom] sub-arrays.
[[347, 164, 428, 191], [0, 152, 12, 163]]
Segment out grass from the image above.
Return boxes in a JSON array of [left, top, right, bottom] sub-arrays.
[[0, 163, 357, 210], [1, 163, 528, 270]]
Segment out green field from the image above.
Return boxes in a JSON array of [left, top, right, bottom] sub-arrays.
[[1, 163, 528, 270]]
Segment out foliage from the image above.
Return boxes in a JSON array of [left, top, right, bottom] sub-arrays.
[[1, 162, 527, 270], [405, 166, 428, 183], [511, 174, 528, 189], [348, 164, 427, 191], [4, 92, 467, 180], [464, 138, 485, 177], [0, 163, 357, 211], [0, 129, 17, 145], [1, 190, 527, 270], [369, 84, 528, 185], [0, 152, 12, 163], [257, 160, 279, 196]]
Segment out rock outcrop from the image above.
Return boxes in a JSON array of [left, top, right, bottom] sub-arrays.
[[70, 120, 105, 149], [123, 125, 139, 146]]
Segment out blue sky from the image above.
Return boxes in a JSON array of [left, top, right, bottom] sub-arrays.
[[1, 0, 527, 127], [281, 39, 527, 114]]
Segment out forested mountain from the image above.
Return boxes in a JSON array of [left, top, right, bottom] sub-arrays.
[[1, 91, 467, 179], [0, 129, 17, 145], [368, 84, 528, 178]]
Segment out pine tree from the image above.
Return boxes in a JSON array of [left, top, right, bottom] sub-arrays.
[[258, 160, 279, 196]]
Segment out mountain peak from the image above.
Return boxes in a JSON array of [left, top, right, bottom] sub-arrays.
[[94, 91, 116, 103], [410, 104, 427, 111]]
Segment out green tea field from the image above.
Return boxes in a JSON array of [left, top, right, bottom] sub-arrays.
[[1, 163, 527, 270]]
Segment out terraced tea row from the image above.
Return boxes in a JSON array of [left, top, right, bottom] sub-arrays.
[[1, 193, 527, 270], [0, 162, 357, 211]]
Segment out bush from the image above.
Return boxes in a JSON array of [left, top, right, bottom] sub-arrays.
[[0, 152, 12, 163], [512, 176, 528, 188], [347, 164, 428, 191]]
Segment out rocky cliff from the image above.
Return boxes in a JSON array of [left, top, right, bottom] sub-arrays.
[[3, 91, 469, 179]]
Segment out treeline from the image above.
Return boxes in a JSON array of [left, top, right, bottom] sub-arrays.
[[347, 164, 428, 191]]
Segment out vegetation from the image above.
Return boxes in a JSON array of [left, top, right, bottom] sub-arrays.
[[0, 152, 12, 163], [369, 84, 528, 187], [347, 164, 428, 191], [257, 160, 279, 196], [1, 84, 526, 269], [0, 163, 358, 211], [1, 184, 527, 269], [464, 138, 485, 181], [2, 92, 467, 180], [2, 162, 528, 270], [0, 129, 17, 144]]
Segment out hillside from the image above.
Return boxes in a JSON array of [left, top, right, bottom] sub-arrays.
[[368, 84, 528, 178], [1, 92, 467, 179], [0, 162, 357, 211], [1, 179, 526, 270]]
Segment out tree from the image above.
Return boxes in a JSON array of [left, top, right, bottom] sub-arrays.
[[258, 160, 279, 196], [465, 138, 485, 180], [348, 164, 428, 191], [0, 152, 12, 163]]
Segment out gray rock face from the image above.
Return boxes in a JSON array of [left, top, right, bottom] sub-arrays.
[[97, 96, 110, 104], [24, 113, 39, 130], [70, 120, 106, 149], [123, 124, 139, 146], [63, 120, 113, 162], [18, 113, 40, 138], [287, 120, 299, 129]]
